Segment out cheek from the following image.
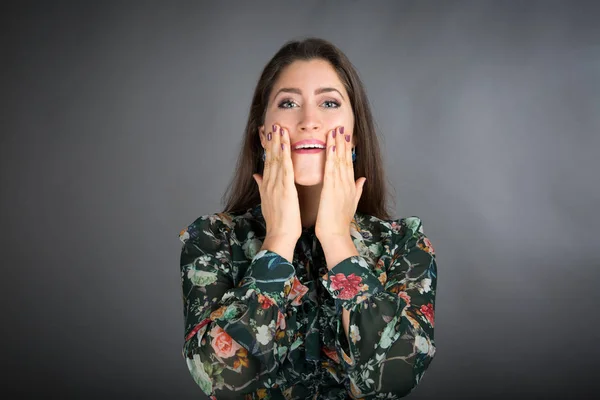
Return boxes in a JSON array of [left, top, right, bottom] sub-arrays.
[[345, 114, 355, 132], [325, 112, 354, 130], [265, 108, 295, 124]]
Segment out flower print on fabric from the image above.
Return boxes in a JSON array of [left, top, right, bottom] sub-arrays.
[[420, 303, 435, 327], [329, 273, 364, 300], [209, 325, 241, 359], [178, 205, 438, 399]]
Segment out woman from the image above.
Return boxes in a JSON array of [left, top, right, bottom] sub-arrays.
[[178, 38, 437, 399]]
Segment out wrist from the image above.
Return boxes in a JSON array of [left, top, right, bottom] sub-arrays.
[[260, 235, 298, 263], [319, 235, 358, 270], [316, 231, 350, 244], [315, 225, 351, 242]]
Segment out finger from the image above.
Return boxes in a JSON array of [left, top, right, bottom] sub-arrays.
[[342, 126, 352, 165], [334, 125, 345, 184], [269, 123, 282, 190], [325, 127, 336, 187], [280, 126, 293, 187], [266, 123, 280, 189], [343, 128, 354, 182], [263, 124, 277, 183]]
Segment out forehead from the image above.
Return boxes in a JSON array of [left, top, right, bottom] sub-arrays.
[[273, 59, 346, 92]]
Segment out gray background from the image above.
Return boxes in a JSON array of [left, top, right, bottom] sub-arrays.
[[2, 1, 599, 399]]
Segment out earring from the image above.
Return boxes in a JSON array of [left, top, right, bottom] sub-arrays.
[[262, 149, 266, 161], [352, 147, 356, 162]]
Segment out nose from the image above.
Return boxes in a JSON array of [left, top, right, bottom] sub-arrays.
[[298, 105, 321, 133]]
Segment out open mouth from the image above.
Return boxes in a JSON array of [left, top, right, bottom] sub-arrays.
[[293, 147, 325, 154]]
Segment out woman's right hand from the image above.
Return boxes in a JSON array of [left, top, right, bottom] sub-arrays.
[[252, 124, 302, 253]]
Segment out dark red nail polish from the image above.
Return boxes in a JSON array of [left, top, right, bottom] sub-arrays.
[[340, 126, 345, 134], [272, 124, 277, 132], [345, 134, 350, 142], [332, 129, 336, 138], [267, 133, 272, 141]]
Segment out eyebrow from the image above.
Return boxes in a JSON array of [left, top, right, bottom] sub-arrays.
[[273, 87, 345, 100]]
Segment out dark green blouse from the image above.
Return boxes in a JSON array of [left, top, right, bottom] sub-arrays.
[[178, 204, 437, 399]]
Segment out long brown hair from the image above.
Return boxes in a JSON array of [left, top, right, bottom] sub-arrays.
[[221, 37, 395, 220]]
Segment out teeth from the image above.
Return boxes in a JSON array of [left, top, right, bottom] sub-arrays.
[[295, 144, 325, 149]]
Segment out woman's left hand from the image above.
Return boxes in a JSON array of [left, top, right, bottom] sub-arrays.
[[315, 126, 367, 240]]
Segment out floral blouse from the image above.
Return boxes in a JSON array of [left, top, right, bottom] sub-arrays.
[[178, 204, 437, 399]]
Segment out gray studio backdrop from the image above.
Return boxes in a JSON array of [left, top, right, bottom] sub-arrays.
[[2, 1, 599, 399]]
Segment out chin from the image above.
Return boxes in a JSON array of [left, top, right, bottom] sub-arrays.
[[294, 174, 323, 187]]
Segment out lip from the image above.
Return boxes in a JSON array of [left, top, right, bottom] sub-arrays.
[[291, 139, 327, 152]]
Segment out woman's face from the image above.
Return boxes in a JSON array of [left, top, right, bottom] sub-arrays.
[[260, 59, 355, 186]]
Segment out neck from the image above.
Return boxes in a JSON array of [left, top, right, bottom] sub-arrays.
[[296, 182, 323, 229]]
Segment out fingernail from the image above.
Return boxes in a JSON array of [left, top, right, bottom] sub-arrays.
[[332, 145, 336, 152], [345, 134, 350, 142], [272, 124, 277, 132], [340, 126, 345, 134], [332, 129, 336, 138], [280, 127, 284, 136], [267, 133, 272, 141], [281, 143, 284, 150]]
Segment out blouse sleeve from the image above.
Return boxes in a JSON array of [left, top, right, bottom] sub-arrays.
[[179, 215, 300, 398], [319, 216, 437, 398]]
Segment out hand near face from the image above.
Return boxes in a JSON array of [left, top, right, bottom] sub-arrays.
[[252, 124, 303, 242], [314, 126, 366, 240]]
